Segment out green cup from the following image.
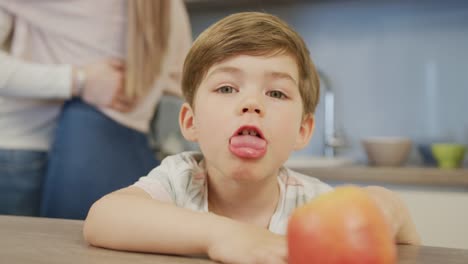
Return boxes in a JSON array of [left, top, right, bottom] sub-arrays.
[[431, 144, 466, 169]]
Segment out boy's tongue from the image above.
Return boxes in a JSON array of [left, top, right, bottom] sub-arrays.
[[229, 135, 267, 159]]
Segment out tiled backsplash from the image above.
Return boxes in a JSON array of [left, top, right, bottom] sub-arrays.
[[186, 0, 468, 164]]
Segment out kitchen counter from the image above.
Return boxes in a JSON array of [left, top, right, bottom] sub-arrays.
[[289, 166, 468, 189], [2, 215, 468, 263], [287, 166, 468, 249]]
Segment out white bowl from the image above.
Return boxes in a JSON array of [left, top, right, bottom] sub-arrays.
[[362, 137, 412, 167]]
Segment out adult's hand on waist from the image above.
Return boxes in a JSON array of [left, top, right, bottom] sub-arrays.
[[73, 59, 138, 113]]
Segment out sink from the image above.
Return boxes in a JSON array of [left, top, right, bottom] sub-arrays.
[[285, 156, 354, 169]]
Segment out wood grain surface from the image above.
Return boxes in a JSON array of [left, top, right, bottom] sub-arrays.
[[1, 215, 468, 263]]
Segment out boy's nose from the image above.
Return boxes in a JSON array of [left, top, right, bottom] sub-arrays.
[[242, 107, 261, 114], [240, 99, 264, 116]]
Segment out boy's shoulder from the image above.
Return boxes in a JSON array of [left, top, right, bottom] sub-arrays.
[[161, 151, 204, 166], [155, 151, 204, 172], [144, 151, 205, 184], [136, 151, 206, 204], [280, 167, 333, 197]]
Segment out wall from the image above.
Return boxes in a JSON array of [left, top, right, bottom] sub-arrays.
[[187, 0, 468, 164]]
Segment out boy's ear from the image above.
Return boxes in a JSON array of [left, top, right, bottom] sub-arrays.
[[179, 102, 197, 142], [294, 113, 315, 150]]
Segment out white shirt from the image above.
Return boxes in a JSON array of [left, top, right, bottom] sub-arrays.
[[0, 0, 191, 150], [134, 152, 333, 235]]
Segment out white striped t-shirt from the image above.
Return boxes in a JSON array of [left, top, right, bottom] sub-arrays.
[[134, 151, 332, 235]]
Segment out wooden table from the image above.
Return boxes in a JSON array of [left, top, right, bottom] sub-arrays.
[[1, 215, 468, 264]]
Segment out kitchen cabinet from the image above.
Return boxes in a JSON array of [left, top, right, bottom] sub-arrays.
[[392, 187, 468, 249], [290, 166, 468, 249]]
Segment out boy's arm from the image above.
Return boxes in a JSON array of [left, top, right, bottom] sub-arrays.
[[83, 186, 287, 264], [364, 186, 421, 245]]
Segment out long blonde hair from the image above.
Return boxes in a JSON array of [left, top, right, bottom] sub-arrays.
[[126, 0, 170, 98]]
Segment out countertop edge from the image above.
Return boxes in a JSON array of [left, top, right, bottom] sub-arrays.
[[289, 166, 468, 189]]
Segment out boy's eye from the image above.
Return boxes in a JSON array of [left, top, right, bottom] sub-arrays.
[[216, 85, 236, 94], [267, 90, 287, 99]]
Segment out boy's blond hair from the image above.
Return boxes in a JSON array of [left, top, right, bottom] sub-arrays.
[[182, 12, 320, 115]]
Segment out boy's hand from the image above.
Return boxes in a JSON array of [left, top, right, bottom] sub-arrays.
[[208, 221, 287, 264], [364, 186, 421, 245]]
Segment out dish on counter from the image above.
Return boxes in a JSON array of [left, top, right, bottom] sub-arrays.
[[361, 137, 412, 167], [431, 143, 466, 169]]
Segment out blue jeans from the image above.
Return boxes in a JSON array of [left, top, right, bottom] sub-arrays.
[[0, 149, 47, 216], [41, 99, 159, 220]]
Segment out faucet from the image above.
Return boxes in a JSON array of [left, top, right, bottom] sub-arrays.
[[318, 70, 346, 157]]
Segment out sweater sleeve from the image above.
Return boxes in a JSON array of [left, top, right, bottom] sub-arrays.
[[0, 8, 73, 99]]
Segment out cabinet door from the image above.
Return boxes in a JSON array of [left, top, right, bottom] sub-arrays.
[[393, 188, 468, 249]]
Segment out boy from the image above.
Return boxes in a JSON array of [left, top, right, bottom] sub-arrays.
[[84, 12, 419, 264]]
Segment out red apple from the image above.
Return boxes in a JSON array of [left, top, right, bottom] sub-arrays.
[[287, 186, 396, 264]]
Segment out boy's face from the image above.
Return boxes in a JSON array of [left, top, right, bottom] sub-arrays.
[[180, 54, 314, 181]]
